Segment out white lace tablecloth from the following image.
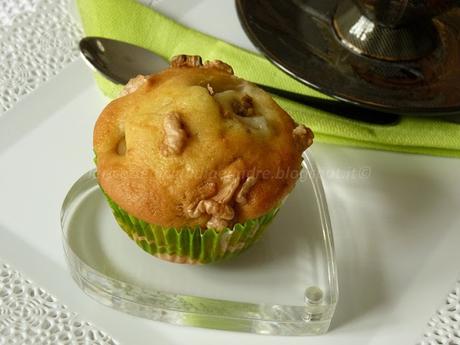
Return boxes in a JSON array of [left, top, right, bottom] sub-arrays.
[[0, 0, 459, 344], [0, 0, 81, 114], [0, 261, 118, 345], [0, 0, 117, 343]]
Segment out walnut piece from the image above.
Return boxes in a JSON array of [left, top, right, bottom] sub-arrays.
[[191, 200, 234, 220], [185, 160, 245, 229], [118, 75, 147, 97], [232, 94, 255, 117], [170, 55, 234, 75], [196, 181, 218, 200], [170, 55, 203, 68], [187, 199, 235, 229], [204, 60, 234, 74], [293, 124, 314, 149], [212, 174, 241, 204], [207, 216, 231, 230], [161, 112, 188, 156], [236, 176, 258, 204], [206, 83, 215, 95]]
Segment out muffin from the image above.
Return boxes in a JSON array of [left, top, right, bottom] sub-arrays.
[[93, 55, 313, 264]]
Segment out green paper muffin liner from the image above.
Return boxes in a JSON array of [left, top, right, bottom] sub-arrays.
[[105, 196, 279, 264]]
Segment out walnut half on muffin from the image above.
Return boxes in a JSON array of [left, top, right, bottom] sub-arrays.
[[93, 54, 313, 264]]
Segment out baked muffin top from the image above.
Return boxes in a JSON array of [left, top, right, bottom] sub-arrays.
[[94, 55, 313, 229]]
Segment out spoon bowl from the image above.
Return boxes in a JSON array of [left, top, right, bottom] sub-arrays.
[[79, 36, 401, 125], [80, 37, 169, 84]]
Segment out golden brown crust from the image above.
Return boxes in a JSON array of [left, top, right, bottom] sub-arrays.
[[94, 56, 313, 229]]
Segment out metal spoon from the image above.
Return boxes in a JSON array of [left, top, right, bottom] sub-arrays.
[[79, 36, 400, 125]]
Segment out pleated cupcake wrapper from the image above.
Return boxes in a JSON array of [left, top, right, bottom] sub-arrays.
[[106, 197, 278, 264]]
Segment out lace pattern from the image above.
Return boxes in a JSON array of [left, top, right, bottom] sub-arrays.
[[0, 0, 82, 114], [0, 261, 118, 344], [417, 278, 460, 345]]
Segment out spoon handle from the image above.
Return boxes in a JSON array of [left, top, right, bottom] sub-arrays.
[[255, 83, 400, 125]]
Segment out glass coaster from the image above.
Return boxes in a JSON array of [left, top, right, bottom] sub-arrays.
[[60, 152, 338, 336]]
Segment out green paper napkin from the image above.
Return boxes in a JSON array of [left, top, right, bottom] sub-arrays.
[[77, 0, 460, 157]]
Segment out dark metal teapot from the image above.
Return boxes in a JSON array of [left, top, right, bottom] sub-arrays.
[[334, 0, 460, 60], [355, 0, 459, 26]]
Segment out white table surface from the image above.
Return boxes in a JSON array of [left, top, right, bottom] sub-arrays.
[[1, 0, 460, 344]]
